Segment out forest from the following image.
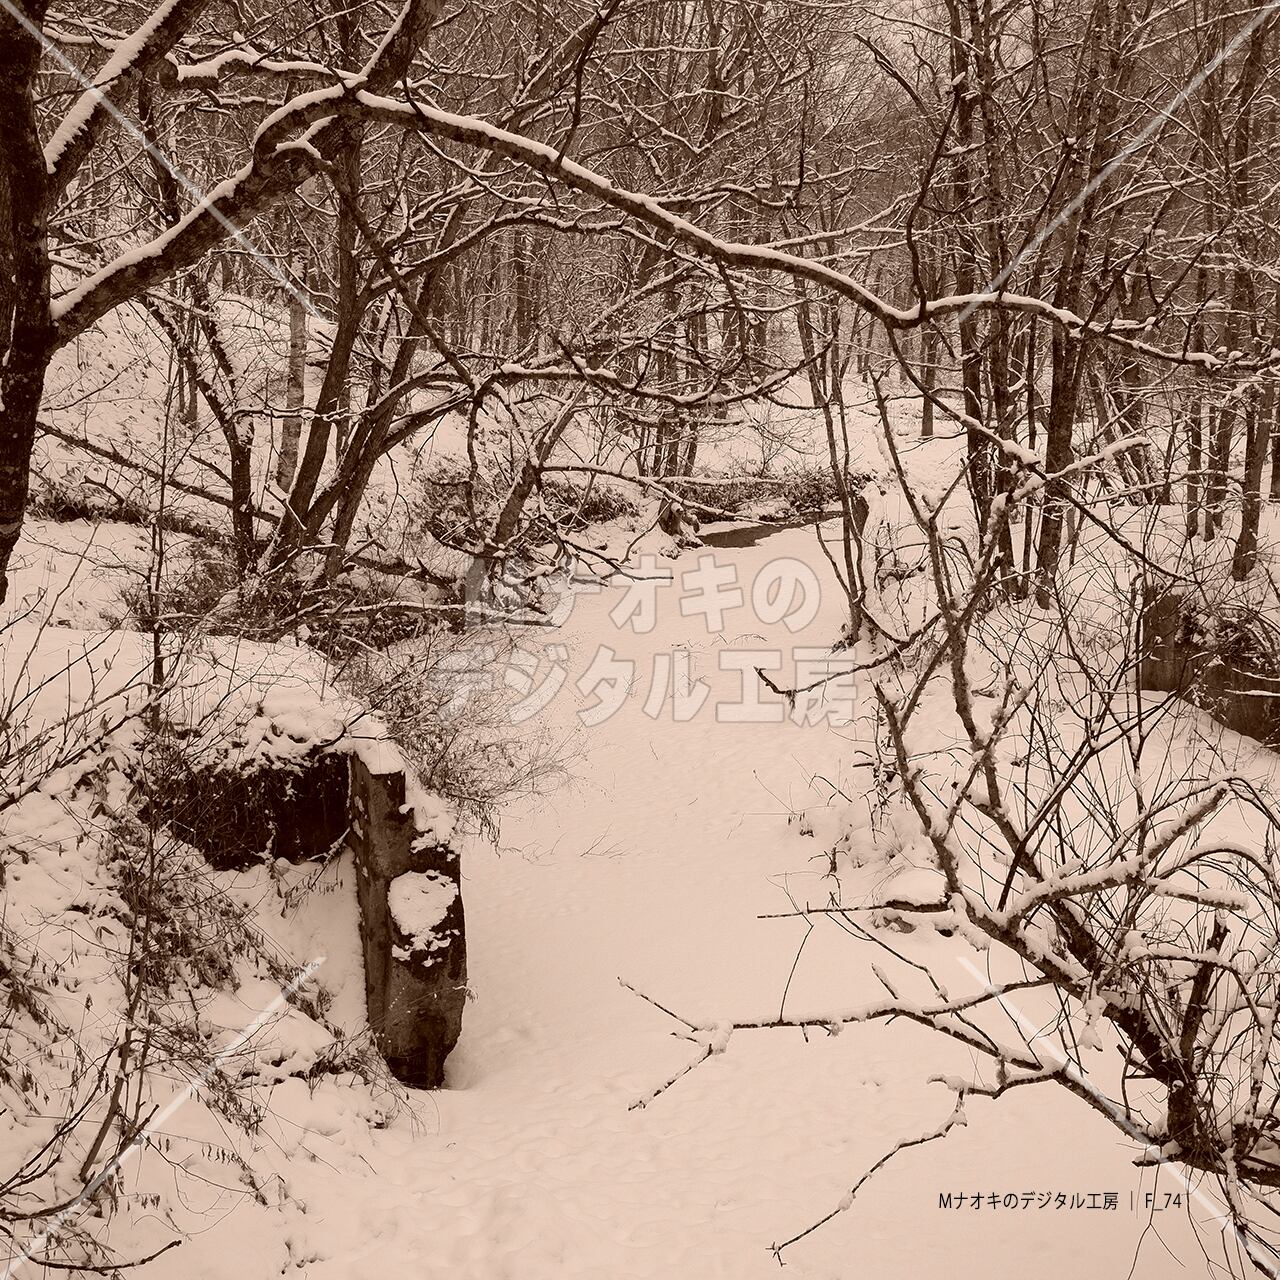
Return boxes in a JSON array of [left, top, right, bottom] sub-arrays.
[[2, 0, 1280, 1276]]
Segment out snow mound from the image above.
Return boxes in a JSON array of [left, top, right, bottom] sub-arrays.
[[0, 622, 402, 778]]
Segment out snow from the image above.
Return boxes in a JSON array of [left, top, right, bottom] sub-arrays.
[[388, 870, 458, 958], [87, 511, 1259, 1280], [0, 615, 396, 800], [172, 635, 386, 770], [44, 0, 189, 173], [406, 782, 456, 844], [7, 320, 1279, 1275]]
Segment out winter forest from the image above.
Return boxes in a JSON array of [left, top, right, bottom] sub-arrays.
[[7, 0, 1280, 1275]]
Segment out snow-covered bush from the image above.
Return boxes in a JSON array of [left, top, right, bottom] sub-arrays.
[[123, 539, 459, 656], [0, 624, 405, 1273], [537, 475, 639, 528], [341, 630, 565, 840], [632, 410, 1280, 1270]]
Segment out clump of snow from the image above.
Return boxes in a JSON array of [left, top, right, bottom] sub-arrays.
[[406, 778, 456, 845], [1078, 993, 1109, 1052], [388, 870, 458, 960], [872, 863, 948, 908], [695, 1022, 733, 1055]]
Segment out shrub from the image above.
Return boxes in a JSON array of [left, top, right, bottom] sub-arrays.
[[537, 475, 637, 526], [1173, 596, 1280, 678], [341, 631, 566, 840], [125, 539, 464, 653], [675, 464, 863, 520]]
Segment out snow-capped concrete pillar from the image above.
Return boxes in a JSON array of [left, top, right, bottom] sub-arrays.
[[348, 757, 466, 1088]]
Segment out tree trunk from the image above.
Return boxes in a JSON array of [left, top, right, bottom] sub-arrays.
[[941, 2, 992, 531], [1233, 399, 1264, 578], [1268, 374, 1280, 501], [276, 249, 307, 492], [1034, 328, 1080, 608], [1228, 15, 1269, 578], [920, 323, 937, 440], [1205, 404, 1231, 541], [0, 9, 54, 602]]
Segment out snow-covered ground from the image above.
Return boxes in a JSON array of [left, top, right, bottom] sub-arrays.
[[88, 516, 1258, 1280], [8, 325, 1280, 1276]]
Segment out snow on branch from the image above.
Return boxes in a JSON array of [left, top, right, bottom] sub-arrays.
[[44, 0, 209, 199]]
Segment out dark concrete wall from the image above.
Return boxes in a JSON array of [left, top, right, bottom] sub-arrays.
[[348, 756, 467, 1088], [154, 749, 351, 870], [163, 741, 467, 1086]]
